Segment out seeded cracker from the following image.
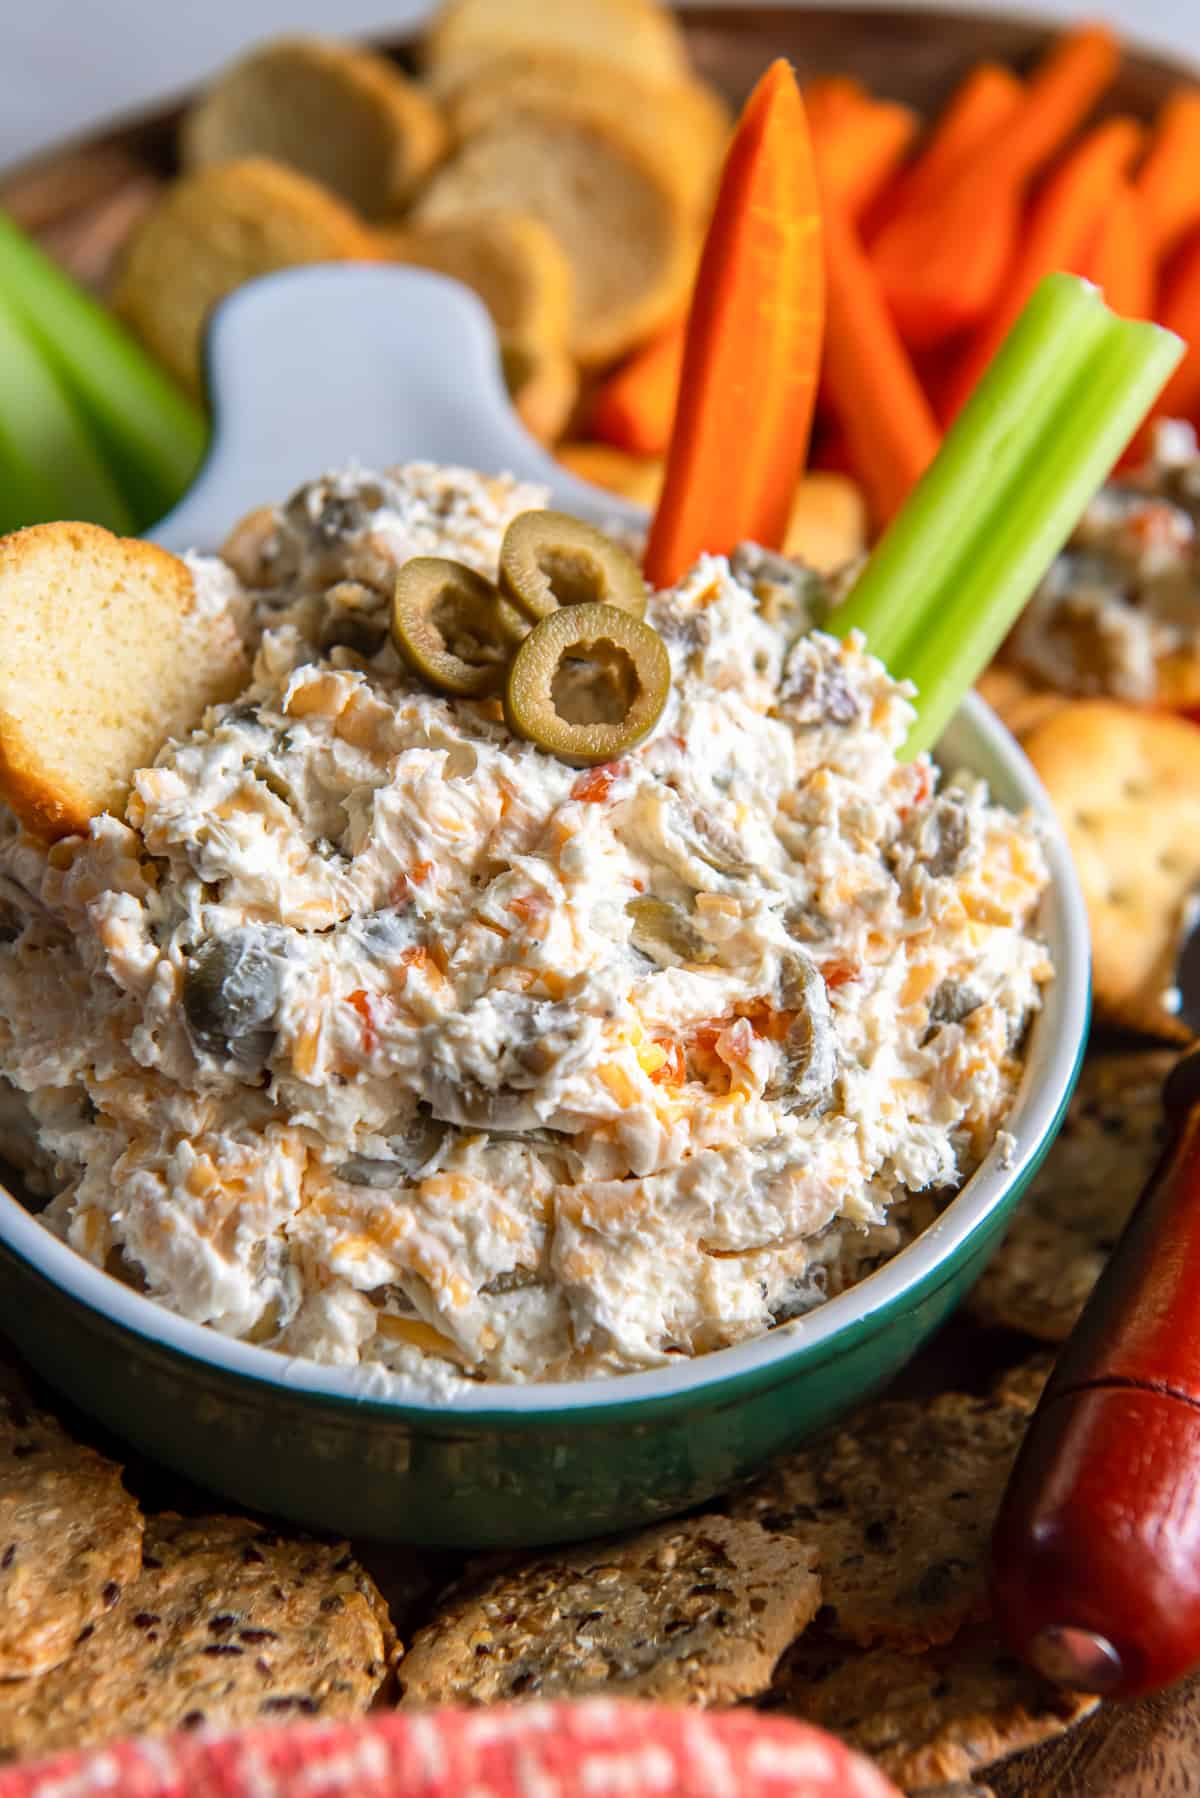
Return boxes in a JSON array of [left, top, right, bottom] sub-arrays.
[[0, 1378, 143, 1680], [970, 1050, 1176, 1341], [1023, 700, 1200, 1040], [728, 1392, 1032, 1650], [989, 1353, 1056, 1412], [761, 1627, 1098, 1789], [0, 1516, 395, 1759], [396, 1515, 820, 1706]]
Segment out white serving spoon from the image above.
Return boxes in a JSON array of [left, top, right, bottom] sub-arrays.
[[150, 264, 644, 555]]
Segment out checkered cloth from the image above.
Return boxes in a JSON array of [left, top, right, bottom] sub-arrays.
[[0, 1701, 900, 1797]]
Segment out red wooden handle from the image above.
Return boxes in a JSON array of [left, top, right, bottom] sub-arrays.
[[991, 1057, 1200, 1698]]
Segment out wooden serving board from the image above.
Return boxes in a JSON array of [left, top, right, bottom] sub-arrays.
[[2, 9, 1199, 1791]]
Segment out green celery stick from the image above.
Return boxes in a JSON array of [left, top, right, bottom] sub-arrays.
[[829, 274, 1112, 671], [0, 209, 206, 528], [827, 275, 1183, 756], [0, 285, 134, 536], [900, 317, 1180, 756]]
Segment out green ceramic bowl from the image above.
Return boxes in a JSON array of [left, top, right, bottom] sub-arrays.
[[0, 693, 1088, 1546]]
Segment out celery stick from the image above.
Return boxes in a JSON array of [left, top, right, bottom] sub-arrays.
[[0, 286, 134, 536], [829, 275, 1111, 671], [901, 316, 1180, 756], [827, 275, 1183, 756], [0, 210, 206, 528]]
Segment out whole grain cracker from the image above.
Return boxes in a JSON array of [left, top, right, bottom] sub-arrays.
[[969, 1050, 1175, 1341], [0, 1516, 395, 1759], [1023, 700, 1200, 1041], [0, 1381, 143, 1679], [761, 1627, 1097, 1789], [397, 1514, 820, 1707], [989, 1353, 1056, 1413], [728, 1392, 1032, 1650]]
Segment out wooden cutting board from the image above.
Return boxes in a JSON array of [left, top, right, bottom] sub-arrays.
[[2, 9, 1199, 1791]]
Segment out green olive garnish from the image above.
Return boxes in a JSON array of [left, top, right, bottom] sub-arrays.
[[391, 557, 522, 697], [499, 509, 648, 624], [505, 602, 670, 764]]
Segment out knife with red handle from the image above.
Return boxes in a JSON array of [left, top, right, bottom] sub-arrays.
[[991, 1045, 1200, 1698]]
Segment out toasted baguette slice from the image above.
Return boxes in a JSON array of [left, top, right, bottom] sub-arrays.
[[557, 442, 663, 507], [500, 338, 579, 444], [424, 0, 691, 91], [181, 37, 446, 215], [386, 212, 573, 349], [0, 523, 247, 840], [113, 158, 380, 397], [414, 115, 696, 365], [444, 51, 730, 219]]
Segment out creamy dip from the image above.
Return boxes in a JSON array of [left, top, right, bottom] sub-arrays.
[[1004, 419, 1200, 705], [0, 465, 1051, 1386]]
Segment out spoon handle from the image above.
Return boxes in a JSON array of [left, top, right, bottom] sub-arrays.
[[990, 1049, 1200, 1698]]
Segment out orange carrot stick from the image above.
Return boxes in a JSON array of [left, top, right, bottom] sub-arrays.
[[877, 62, 1023, 220], [822, 197, 941, 526], [588, 321, 685, 456], [1147, 229, 1200, 422], [1080, 176, 1153, 318], [591, 84, 901, 462], [943, 116, 1142, 418], [804, 76, 868, 131], [870, 24, 1119, 346], [808, 90, 920, 221], [1136, 90, 1200, 262], [644, 60, 824, 588]]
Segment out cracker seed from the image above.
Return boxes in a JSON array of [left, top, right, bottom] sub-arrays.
[[0, 1381, 143, 1679], [761, 1626, 1098, 1789], [397, 1514, 820, 1706], [0, 1516, 395, 1758], [728, 1393, 1031, 1650]]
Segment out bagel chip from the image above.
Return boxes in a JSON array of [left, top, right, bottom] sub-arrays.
[[113, 158, 380, 397], [182, 37, 446, 215]]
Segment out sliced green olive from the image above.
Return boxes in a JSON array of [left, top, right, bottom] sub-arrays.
[[626, 897, 715, 966], [391, 557, 522, 697], [505, 602, 670, 765], [499, 509, 647, 624]]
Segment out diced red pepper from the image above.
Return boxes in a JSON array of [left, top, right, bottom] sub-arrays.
[[571, 762, 628, 803], [346, 988, 378, 1053]]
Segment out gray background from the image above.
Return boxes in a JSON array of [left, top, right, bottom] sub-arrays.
[[2, 0, 1198, 171]]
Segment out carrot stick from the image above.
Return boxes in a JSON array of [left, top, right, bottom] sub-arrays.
[[1147, 230, 1200, 423], [822, 196, 941, 526], [870, 24, 1119, 346], [590, 81, 904, 463], [804, 76, 868, 130], [1136, 90, 1200, 262], [876, 62, 1023, 220], [588, 321, 685, 456], [943, 116, 1142, 418], [1080, 176, 1153, 318], [643, 60, 824, 587], [808, 90, 920, 221]]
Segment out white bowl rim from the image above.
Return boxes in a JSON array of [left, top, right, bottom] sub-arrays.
[[0, 691, 1089, 1417]]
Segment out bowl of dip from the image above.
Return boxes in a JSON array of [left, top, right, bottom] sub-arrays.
[[0, 462, 1088, 1546]]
